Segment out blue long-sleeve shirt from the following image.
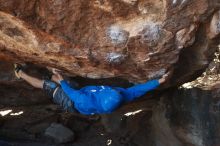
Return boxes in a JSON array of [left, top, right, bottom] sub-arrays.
[[60, 79, 160, 115]]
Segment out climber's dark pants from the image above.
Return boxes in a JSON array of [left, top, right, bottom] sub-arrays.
[[43, 80, 76, 112]]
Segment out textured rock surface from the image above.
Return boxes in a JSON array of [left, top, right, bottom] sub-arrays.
[[45, 123, 74, 143], [0, 0, 219, 83], [0, 60, 219, 146], [1, 73, 220, 146], [0, 1, 220, 146]]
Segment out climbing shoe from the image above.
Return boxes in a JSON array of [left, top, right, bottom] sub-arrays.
[[14, 63, 23, 79]]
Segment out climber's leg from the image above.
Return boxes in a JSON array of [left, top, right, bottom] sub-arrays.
[[18, 70, 44, 89], [52, 87, 76, 112], [15, 65, 76, 112]]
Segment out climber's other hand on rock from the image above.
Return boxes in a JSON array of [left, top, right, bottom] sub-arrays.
[[159, 71, 171, 84], [52, 73, 64, 84]]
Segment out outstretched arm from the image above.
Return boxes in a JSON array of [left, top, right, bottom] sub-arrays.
[[118, 72, 170, 102], [121, 80, 160, 102]]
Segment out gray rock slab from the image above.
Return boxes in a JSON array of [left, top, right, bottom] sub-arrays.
[[44, 123, 74, 144]]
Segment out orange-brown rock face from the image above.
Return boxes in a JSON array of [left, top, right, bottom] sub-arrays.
[[0, 0, 219, 83]]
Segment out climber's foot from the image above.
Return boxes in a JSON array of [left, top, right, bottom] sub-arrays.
[[14, 63, 23, 79]]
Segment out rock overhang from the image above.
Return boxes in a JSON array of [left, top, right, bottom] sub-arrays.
[[0, 0, 219, 84]]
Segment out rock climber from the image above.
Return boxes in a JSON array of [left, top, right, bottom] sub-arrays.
[[14, 64, 170, 115]]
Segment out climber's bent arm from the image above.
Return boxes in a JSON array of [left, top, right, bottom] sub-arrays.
[[60, 80, 82, 102]]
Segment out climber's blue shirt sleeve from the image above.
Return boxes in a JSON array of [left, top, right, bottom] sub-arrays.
[[60, 80, 122, 115], [114, 79, 160, 102], [60, 79, 159, 115], [60, 80, 98, 115]]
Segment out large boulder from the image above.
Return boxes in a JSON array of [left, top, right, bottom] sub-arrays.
[[44, 123, 75, 143], [0, 0, 219, 83]]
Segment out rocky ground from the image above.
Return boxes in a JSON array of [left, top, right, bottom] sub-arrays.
[[0, 61, 158, 146], [0, 56, 219, 146], [0, 0, 220, 146]]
